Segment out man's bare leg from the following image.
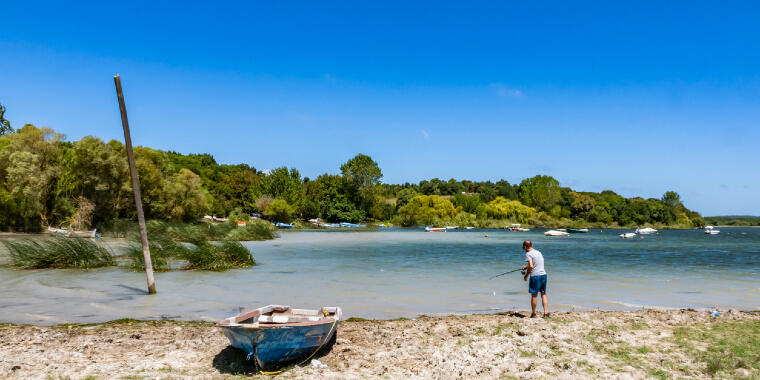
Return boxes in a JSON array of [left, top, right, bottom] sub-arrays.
[[530, 294, 538, 317], [541, 292, 549, 316]]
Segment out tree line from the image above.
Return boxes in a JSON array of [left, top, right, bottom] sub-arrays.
[[0, 122, 704, 231]]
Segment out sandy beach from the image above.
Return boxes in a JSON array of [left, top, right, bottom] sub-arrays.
[[1, 309, 758, 379]]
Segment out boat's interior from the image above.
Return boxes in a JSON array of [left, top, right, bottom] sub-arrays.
[[220, 305, 341, 326]]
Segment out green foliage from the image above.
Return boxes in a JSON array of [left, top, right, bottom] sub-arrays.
[[396, 195, 456, 226], [257, 167, 304, 215], [0, 103, 12, 136], [673, 320, 760, 376], [3, 236, 114, 269], [127, 220, 257, 271], [518, 175, 561, 214], [0, 124, 706, 230], [484, 197, 537, 223], [263, 199, 296, 222], [225, 220, 277, 241], [452, 193, 484, 215], [181, 240, 255, 271], [704, 215, 760, 226]]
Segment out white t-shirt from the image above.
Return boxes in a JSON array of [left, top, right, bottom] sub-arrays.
[[525, 249, 546, 276]]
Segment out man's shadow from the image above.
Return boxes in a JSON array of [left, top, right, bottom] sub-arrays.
[[212, 332, 337, 375]]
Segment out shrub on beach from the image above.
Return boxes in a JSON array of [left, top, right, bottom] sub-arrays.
[[2, 236, 114, 269]]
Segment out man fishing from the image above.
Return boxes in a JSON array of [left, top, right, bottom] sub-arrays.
[[521, 240, 549, 318]]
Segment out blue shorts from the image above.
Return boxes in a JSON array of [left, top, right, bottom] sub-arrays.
[[528, 274, 547, 294]]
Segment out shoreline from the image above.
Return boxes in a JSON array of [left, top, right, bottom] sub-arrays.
[[1, 309, 758, 379]]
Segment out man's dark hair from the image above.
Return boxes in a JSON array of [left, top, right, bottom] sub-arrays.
[[523, 240, 532, 249]]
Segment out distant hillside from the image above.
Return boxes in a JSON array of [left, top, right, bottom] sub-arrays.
[[704, 216, 760, 226]]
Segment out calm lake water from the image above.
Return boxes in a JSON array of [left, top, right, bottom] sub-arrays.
[[1, 228, 758, 325]]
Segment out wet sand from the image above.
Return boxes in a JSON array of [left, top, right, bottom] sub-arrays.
[[1, 309, 758, 379]]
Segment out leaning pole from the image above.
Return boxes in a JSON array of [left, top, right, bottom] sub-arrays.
[[113, 74, 156, 294]]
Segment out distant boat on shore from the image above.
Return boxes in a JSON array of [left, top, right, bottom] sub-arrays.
[[218, 305, 341, 372], [544, 230, 569, 236], [275, 222, 294, 229], [47, 226, 100, 238]]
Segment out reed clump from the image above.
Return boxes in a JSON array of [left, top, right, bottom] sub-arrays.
[[127, 220, 256, 272], [2, 236, 114, 269]]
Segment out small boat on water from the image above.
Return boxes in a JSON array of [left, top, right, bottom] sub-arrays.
[[507, 224, 531, 232], [425, 226, 446, 232], [47, 226, 100, 238], [544, 230, 569, 236], [704, 226, 720, 235], [274, 222, 294, 229], [445, 226, 458, 230], [464, 226, 475, 230], [218, 305, 341, 372], [567, 228, 589, 233], [339, 222, 366, 228], [635, 227, 658, 235], [620, 232, 637, 238]]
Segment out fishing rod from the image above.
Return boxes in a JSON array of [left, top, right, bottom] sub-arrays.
[[488, 268, 524, 280]]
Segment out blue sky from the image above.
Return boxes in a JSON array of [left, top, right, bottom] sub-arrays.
[[1, 1, 759, 215]]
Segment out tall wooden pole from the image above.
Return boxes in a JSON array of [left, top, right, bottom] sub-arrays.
[[114, 74, 156, 294]]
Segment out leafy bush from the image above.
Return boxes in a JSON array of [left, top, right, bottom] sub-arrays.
[[226, 221, 276, 241], [3, 236, 114, 269]]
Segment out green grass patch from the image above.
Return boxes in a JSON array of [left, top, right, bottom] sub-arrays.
[[519, 350, 536, 358], [345, 317, 368, 322], [672, 320, 760, 376], [3, 236, 114, 269]]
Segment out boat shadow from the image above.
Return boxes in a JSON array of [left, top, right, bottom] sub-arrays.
[[212, 333, 337, 375]]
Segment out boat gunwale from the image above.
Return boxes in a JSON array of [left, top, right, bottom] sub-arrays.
[[217, 305, 342, 328]]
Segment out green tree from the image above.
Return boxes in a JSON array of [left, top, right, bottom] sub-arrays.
[[0, 104, 13, 136], [396, 195, 456, 226], [341, 154, 382, 188], [263, 198, 296, 222], [340, 154, 382, 216], [518, 175, 561, 213], [452, 193, 484, 215], [259, 167, 304, 214], [484, 197, 537, 223], [166, 168, 210, 221]]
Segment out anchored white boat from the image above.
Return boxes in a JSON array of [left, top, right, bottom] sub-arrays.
[[425, 226, 446, 232], [544, 230, 569, 237], [620, 232, 637, 238], [635, 227, 658, 235], [704, 226, 720, 235]]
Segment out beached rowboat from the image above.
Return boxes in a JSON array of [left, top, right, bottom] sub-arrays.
[[218, 305, 342, 372]]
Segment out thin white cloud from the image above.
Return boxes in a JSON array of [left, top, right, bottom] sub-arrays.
[[420, 129, 430, 139], [490, 83, 524, 98]]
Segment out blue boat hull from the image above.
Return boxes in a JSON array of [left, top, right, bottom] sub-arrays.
[[221, 321, 337, 371]]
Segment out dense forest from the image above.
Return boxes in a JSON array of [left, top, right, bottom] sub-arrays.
[[0, 117, 705, 231]]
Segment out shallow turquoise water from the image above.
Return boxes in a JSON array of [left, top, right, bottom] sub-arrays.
[[0, 228, 758, 325]]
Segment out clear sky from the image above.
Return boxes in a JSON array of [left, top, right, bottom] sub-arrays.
[[1, 1, 758, 215]]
